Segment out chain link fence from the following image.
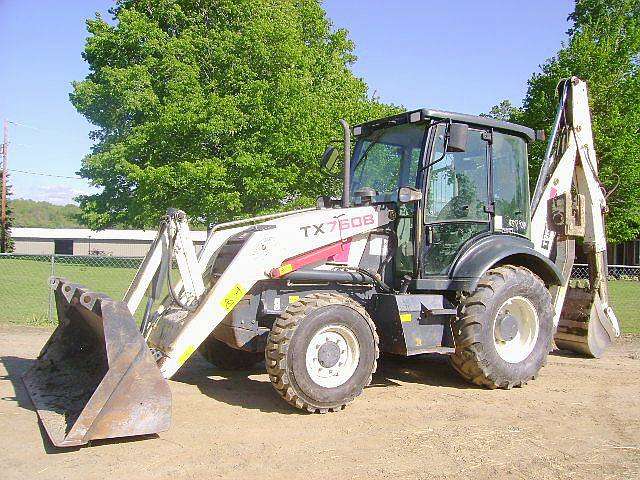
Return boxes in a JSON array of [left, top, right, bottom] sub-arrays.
[[1, 254, 640, 332], [0, 254, 143, 325], [571, 263, 640, 280]]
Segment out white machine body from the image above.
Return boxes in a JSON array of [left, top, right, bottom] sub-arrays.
[[124, 206, 392, 378]]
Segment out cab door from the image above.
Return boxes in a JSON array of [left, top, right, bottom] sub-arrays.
[[420, 124, 491, 276]]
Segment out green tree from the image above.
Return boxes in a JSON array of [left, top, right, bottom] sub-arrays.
[[71, 0, 399, 229], [481, 99, 521, 122], [1, 176, 15, 253], [516, 0, 640, 242], [10, 199, 82, 228]]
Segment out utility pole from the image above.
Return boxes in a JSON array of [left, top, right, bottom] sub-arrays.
[[1, 119, 8, 252]]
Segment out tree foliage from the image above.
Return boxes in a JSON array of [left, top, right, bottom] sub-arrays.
[[71, 0, 399, 229], [489, 0, 640, 242], [481, 100, 522, 122], [10, 199, 82, 228], [1, 176, 15, 253]]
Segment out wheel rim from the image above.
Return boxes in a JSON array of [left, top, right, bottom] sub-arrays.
[[305, 324, 360, 388], [492, 296, 539, 364]]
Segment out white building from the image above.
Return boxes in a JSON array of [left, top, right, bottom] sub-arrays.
[[11, 228, 207, 257]]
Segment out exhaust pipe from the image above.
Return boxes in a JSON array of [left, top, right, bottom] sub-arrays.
[[340, 119, 350, 208]]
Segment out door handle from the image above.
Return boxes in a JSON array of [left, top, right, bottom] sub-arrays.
[[425, 225, 434, 244]]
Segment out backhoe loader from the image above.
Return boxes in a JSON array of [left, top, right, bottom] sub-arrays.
[[23, 77, 619, 447]]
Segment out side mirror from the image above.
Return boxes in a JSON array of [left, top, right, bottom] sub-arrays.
[[446, 123, 468, 153], [320, 146, 339, 170], [398, 186, 423, 203]]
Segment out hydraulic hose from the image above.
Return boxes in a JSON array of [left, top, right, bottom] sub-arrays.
[[378, 228, 398, 275], [333, 265, 393, 293], [333, 228, 397, 294], [164, 219, 199, 312], [531, 79, 570, 213]]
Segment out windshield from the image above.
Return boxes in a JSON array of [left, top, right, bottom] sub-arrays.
[[350, 122, 426, 202]]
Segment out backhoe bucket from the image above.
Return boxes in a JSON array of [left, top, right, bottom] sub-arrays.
[[22, 278, 171, 447], [555, 283, 617, 358]]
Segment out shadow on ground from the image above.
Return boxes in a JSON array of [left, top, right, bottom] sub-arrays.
[[550, 348, 590, 358], [0, 356, 77, 453], [372, 353, 477, 389], [171, 355, 297, 415], [1, 350, 478, 451], [172, 351, 477, 415], [0, 355, 158, 453]]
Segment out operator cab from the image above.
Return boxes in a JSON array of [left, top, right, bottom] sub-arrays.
[[350, 109, 535, 287]]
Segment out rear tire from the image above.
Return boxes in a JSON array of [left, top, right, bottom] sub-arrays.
[[198, 335, 263, 370], [450, 265, 553, 389], [265, 292, 379, 413]]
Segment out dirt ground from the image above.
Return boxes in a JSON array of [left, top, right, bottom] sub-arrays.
[[0, 325, 638, 480]]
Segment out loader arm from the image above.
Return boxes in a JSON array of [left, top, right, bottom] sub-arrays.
[[530, 76, 619, 356], [124, 208, 319, 323], [144, 206, 393, 379], [123, 209, 205, 333]]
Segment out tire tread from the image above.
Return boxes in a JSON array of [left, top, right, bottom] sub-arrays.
[[265, 292, 379, 413], [450, 265, 553, 389]]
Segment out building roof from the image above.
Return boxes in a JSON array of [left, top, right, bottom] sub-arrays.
[[12, 227, 208, 242]]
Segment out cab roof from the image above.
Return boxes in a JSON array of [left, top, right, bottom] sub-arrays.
[[353, 108, 536, 143]]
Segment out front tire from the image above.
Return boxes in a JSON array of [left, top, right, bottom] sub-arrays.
[[450, 265, 554, 389], [265, 293, 379, 413]]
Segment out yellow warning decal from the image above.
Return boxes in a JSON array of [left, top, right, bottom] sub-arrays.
[[221, 283, 247, 312], [178, 344, 196, 366], [289, 295, 300, 303], [278, 264, 294, 276], [400, 313, 412, 323]]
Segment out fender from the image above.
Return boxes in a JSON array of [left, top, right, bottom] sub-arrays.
[[450, 234, 563, 289]]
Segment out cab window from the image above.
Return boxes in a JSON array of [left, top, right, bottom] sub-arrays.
[[492, 132, 530, 237], [421, 125, 490, 275], [424, 127, 489, 223]]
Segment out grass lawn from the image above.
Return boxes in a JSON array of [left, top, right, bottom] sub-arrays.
[[608, 281, 640, 334], [0, 256, 142, 326], [1, 256, 639, 334]]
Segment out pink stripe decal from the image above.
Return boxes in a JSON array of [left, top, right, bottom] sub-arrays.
[[270, 239, 352, 278], [331, 241, 351, 262]]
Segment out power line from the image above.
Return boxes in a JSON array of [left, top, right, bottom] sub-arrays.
[[11, 169, 83, 180], [1, 120, 87, 185], [7, 120, 90, 136], [8, 120, 88, 137], [8, 120, 47, 132]]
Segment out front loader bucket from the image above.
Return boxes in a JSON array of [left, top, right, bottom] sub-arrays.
[[22, 278, 171, 447], [555, 282, 617, 358]]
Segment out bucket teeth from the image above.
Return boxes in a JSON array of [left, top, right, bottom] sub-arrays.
[[57, 281, 92, 304], [52, 279, 110, 313], [78, 291, 110, 311], [22, 277, 172, 447], [49, 276, 64, 289]]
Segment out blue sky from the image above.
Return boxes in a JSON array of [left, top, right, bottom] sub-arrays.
[[0, 0, 574, 205]]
